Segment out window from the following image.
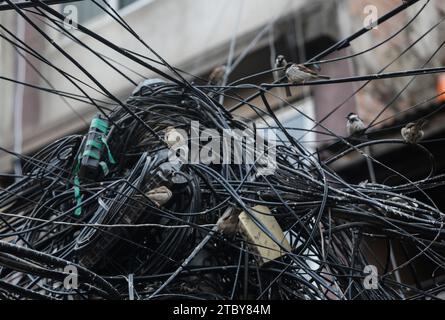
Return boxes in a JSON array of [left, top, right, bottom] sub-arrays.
[[62, 0, 140, 25], [75, 1, 105, 24], [119, 0, 138, 8], [255, 97, 316, 153]]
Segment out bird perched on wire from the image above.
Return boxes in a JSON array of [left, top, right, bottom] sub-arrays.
[[208, 65, 227, 86], [285, 63, 330, 84], [164, 126, 186, 149], [216, 207, 239, 237], [274, 55, 292, 97], [401, 120, 426, 144], [146, 186, 172, 207], [346, 112, 366, 137]]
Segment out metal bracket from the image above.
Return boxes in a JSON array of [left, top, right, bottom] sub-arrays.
[[0, 0, 83, 11]]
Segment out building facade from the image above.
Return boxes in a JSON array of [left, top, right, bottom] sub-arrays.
[[0, 0, 444, 174]]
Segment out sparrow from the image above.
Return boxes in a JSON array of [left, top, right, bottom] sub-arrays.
[[401, 120, 426, 144], [274, 55, 292, 97], [208, 65, 227, 86], [346, 112, 366, 136], [131, 78, 165, 96], [164, 126, 186, 149], [285, 63, 330, 84], [146, 186, 172, 207], [216, 207, 239, 237]]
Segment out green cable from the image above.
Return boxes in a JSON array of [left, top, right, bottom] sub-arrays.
[[82, 149, 101, 160], [91, 118, 109, 134], [72, 117, 115, 216]]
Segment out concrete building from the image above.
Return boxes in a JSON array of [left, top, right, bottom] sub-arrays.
[[0, 0, 444, 175]]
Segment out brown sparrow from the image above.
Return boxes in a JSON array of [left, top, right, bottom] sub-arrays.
[[401, 120, 426, 144], [216, 207, 239, 236], [285, 63, 330, 84], [208, 65, 227, 86]]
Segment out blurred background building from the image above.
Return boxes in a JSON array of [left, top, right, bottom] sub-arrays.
[[1, 0, 445, 293], [1, 0, 445, 182]]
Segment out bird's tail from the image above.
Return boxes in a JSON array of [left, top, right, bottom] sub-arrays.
[[317, 75, 330, 80], [416, 119, 427, 128]]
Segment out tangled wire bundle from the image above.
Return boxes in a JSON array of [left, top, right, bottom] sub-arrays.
[[0, 79, 444, 300]]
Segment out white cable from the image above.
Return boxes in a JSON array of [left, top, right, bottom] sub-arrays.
[[13, 15, 26, 181]]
